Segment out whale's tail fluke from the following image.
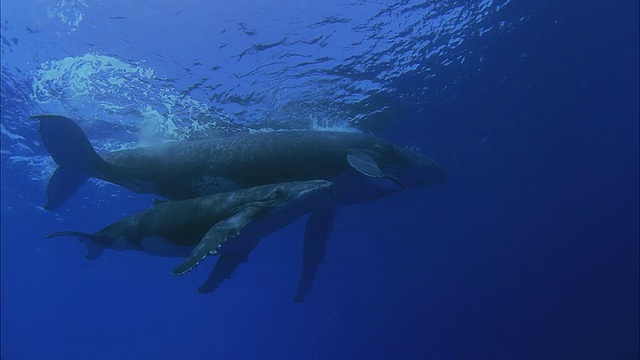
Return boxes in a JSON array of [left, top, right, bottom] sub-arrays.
[[45, 231, 105, 260], [34, 115, 108, 210]]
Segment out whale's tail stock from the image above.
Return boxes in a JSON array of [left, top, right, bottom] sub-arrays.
[[33, 115, 109, 210], [45, 230, 106, 260]]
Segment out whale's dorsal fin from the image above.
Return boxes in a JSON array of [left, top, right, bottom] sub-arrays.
[[171, 206, 264, 275], [347, 152, 404, 187]]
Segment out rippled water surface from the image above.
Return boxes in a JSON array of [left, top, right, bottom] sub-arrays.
[[1, 1, 638, 359]]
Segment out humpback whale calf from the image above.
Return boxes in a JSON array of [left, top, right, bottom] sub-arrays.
[[46, 180, 335, 293], [37, 115, 445, 301]]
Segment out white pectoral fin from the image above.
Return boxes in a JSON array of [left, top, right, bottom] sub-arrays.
[[171, 207, 263, 276], [347, 152, 385, 177], [347, 152, 404, 187]]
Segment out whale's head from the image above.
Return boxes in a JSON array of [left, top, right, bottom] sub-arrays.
[[380, 145, 445, 188], [267, 180, 335, 209]]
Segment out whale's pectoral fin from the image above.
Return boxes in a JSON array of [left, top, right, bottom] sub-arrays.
[[347, 152, 404, 187], [45, 231, 105, 260], [171, 206, 264, 276], [347, 152, 385, 177], [198, 240, 260, 294], [294, 206, 335, 303]]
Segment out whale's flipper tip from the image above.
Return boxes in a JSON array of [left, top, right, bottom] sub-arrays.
[[295, 206, 335, 303]]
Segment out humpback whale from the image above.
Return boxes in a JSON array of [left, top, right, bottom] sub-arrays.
[[37, 115, 445, 301], [35, 115, 444, 210], [46, 180, 335, 293]]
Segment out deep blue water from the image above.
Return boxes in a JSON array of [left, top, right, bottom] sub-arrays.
[[1, 1, 638, 359]]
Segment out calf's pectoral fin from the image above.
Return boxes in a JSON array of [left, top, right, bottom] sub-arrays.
[[346, 152, 404, 187], [171, 207, 264, 276]]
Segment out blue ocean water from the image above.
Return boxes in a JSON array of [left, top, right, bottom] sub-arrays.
[[1, 0, 638, 359]]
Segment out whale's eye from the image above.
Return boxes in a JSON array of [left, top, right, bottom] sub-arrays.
[[274, 188, 284, 197]]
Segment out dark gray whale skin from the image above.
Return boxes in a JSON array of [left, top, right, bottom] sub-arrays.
[[46, 180, 335, 278], [35, 115, 444, 210], [37, 115, 445, 301]]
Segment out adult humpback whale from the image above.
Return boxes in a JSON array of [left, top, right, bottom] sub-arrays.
[[35, 115, 444, 209], [46, 180, 335, 294], [36, 114, 445, 301]]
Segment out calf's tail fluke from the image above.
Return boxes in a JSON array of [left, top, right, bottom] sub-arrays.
[[45, 230, 105, 260], [33, 115, 108, 210]]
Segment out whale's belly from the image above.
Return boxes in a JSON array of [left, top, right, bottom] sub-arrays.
[[138, 236, 194, 257]]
